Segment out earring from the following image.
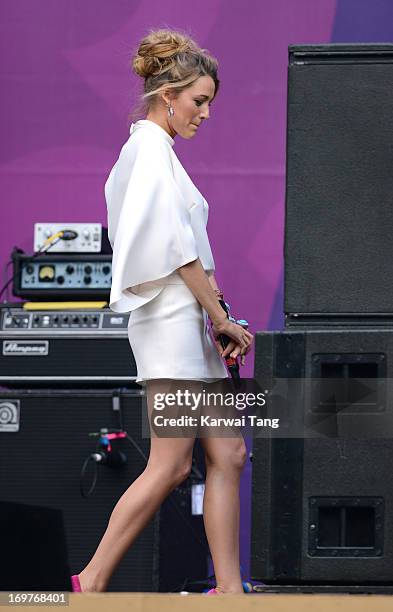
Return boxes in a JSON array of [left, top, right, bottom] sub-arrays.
[[167, 104, 174, 117]]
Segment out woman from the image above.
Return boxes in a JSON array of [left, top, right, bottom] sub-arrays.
[[72, 28, 254, 595]]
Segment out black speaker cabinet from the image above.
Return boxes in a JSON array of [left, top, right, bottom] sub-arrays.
[[285, 44, 393, 323], [0, 500, 72, 591], [0, 388, 209, 592], [251, 329, 393, 584]]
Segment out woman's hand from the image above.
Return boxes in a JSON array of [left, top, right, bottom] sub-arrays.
[[211, 319, 254, 365]]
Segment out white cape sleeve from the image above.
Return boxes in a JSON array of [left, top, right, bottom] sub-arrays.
[[107, 139, 198, 313]]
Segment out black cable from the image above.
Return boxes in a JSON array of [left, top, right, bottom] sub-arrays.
[[1, 258, 15, 324], [0, 238, 62, 302], [113, 387, 149, 464], [3, 258, 13, 303], [79, 438, 102, 498], [79, 454, 99, 498], [1, 253, 25, 322], [124, 433, 148, 463]]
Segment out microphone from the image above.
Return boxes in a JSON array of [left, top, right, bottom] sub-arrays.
[[216, 298, 242, 387]]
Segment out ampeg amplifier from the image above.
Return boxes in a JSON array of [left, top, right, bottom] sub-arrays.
[[0, 303, 136, 388], [12, 252, 112, 300]]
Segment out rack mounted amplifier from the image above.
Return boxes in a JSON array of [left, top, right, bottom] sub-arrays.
[[12, 252, 112, 300]]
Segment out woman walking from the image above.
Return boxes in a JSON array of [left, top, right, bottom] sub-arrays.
[[71, 28, 254, 594]]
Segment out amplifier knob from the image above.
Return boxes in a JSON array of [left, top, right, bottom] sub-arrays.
[[66, 265, 74, 274], [72, 316, 79, 323], [57, 276, 65, 284], [103, 265, 111, 275], [26, 264, 34, 275], [33, 315, 39, 323], [53, 316, 59, 323], [83, 316, 88, 323], [84, 276, 92, 285], [84, 265, 92, 274], [63, 316, 69, 323]]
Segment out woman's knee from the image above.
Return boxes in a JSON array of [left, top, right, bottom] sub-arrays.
[[164, 462, 192, 488], [147, 458, 192, 488], [228, 443, 248, 471], [205, 438, 248, 472]]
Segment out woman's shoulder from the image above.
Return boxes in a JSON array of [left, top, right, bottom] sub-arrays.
[[121, 124, 171, 163], [110, 129, 168, 180]]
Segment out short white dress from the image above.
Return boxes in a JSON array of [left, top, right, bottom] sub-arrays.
[[104, 119, 229, 386]]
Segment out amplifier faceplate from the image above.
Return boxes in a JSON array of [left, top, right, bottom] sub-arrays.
[[1, 307, 129, 335], [0, 305, 136, 386]]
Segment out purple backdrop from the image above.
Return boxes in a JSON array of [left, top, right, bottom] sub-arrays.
[[3, 0, 392, 584]]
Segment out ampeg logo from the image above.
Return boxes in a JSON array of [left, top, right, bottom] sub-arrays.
[[0, 399, 20, 432], [2, 340, 49, 356]]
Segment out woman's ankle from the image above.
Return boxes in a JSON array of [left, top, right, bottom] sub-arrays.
[[215, 583, 244, 594], [78, 567, 108, 593]]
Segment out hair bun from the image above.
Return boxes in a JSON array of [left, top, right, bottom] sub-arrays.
[[132, 28, 195, 78]]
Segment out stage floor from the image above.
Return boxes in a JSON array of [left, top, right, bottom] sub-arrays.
[[65, 592, 393, 611]]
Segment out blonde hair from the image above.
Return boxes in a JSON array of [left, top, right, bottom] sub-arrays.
[[128, 28, 220, 122]]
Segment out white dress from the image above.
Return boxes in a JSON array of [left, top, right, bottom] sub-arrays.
[[104, 119, 229, 386]]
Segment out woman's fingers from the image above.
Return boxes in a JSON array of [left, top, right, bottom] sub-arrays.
[[212, 322, 254, 361], [221, 335, 253, 360], [230, 339, 254, 359], [212, 321, 254, 355], [224, 343, 246, 360], [231, 345, 243, 359], [221, 340, 236, 358]]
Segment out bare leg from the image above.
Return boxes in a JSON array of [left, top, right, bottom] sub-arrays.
[[77, 379, 200, 592], [200, 433, 247, 594]]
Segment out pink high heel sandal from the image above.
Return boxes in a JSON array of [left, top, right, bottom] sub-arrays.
[[205, 587, 221, 595], [71, 575, 82, 592]]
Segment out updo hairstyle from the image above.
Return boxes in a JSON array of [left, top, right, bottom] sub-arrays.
[[129, 28, 219, 121]]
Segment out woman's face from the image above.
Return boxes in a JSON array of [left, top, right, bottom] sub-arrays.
[[165, 75, 216, 139]]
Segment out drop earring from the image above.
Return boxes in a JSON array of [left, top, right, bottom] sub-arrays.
[[167, 104, 174, 117]]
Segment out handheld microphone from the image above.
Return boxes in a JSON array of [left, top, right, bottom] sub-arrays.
[[216, 299, 241, 387]]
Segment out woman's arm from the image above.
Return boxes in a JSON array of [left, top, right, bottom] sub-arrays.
[[207, 272, 221, 294], [177, 259, 226, 325], [177, 258, 253, 361]]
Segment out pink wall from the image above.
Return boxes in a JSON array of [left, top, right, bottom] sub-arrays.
[[0, 0, 338, 581]]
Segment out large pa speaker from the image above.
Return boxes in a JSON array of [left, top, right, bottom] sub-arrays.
[[0, 388, 209, 592], [251, 329, 393, 584], [285, 44, 393, 323]]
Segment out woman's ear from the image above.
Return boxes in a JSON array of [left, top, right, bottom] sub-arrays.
[[161, 90, 171, 107]]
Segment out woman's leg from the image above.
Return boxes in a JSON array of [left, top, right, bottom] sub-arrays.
[[199, 432, 247, 594], [78, 379, 200, 592]]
